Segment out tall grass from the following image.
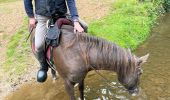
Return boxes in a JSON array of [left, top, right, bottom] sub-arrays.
[[89, 0, 163, 50]]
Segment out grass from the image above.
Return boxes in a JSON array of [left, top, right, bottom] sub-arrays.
[[89, 0, 162, 50], [0, 0, 19, 4], [3, 17, 31, 81]]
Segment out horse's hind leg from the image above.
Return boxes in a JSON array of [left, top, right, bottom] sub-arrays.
[[79, 79, 85, 100], [64, 80, 76, 100]]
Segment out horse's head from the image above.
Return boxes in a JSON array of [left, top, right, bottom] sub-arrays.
[[117, 53, 149, 96]]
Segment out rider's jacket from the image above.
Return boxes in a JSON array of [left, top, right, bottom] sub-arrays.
[[24, 0, 79, 20], [36, 0, 67, 17]]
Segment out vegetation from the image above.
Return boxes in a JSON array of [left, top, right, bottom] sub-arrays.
[[163, 0, 170, 11], [0, 0, 19, 4], [89, 0, 166, 50], [3, 17, 31, 81]]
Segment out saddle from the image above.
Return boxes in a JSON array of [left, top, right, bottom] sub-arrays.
[[31, 18, 88, 75], [45, 17, 88, 64], [31, 18, 73, 71], [45, 18, 73, 65]]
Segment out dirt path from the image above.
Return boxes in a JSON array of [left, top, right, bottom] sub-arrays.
[[0, 1, 25, 99], [0, 0, 113, 100], [76, 0, 113, 23]]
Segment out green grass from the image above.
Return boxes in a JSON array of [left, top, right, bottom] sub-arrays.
[[3, 17, 31, 81], [89, 0, 161, 50], [0, 0, 20, 4]]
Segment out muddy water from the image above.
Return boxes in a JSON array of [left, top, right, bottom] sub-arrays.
[[5, 13, 170, 100]]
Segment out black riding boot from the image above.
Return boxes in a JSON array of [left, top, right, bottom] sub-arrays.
[[36, 50, 49, 83]]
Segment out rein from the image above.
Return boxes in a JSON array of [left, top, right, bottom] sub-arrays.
[[89, 64, 119, 88], [26, 27, 34, 42], [26, 21, 38, 42]]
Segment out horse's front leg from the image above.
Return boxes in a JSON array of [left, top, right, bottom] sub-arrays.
[[79, 79, 85, 100], [64, 80, 76, 100]]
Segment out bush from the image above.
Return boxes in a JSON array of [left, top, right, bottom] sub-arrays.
[[163, 0, 170, 12], [140, 0, 170, 12]]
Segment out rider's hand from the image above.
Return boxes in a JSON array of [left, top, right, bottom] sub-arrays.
[[29, 17, 36, 28], [74, 21, 84, 33]]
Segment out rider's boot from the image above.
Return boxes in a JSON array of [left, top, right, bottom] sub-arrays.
[[36, 50, 49, 83]]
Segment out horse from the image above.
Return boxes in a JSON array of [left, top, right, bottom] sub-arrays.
[[30, 22, 149, 100]]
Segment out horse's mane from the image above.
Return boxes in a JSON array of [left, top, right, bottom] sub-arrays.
[[76, 33, 137, 75], [61, 25, 137, 76]]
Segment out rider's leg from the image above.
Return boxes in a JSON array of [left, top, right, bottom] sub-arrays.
[[35, 15, 49, 82]]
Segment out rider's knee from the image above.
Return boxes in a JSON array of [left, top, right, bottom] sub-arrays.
[[35, 42, 45, 52]]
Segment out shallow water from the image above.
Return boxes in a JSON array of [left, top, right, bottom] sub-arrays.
[[5, 13, 170, 100]]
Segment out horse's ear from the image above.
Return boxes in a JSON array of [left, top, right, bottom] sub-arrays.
[[138, 53, 149, 66]]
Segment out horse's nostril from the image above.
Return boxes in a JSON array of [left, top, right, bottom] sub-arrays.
[[128, 86, 136, 90], [128, 88, 139, 96]]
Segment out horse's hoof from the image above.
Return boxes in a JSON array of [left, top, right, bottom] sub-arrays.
[[52, 76, 57, 80], [52, 79, 56, 83], [37, 69, 48, 83]]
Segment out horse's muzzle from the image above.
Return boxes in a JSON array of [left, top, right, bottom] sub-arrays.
[[128, 88, 139, 96]]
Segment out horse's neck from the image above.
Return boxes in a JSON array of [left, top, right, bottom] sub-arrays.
[[88, 49, 117, 71], [87, 44, 128, 72], [77, 34, 129, 72]]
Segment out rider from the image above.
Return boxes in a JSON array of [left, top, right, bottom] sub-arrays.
[[24, 0, 84, 83]]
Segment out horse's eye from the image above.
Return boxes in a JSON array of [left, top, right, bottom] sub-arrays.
[[137, 67, 143, 75], [138, 71, 142, 75]]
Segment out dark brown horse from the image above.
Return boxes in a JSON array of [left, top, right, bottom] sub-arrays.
[[31, 24, 149, 100]]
